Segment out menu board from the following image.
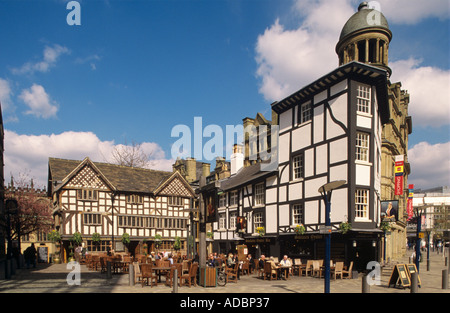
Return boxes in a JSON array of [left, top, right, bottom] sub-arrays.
[[406, 264, 421, 286], [388, 264, 410, 288]]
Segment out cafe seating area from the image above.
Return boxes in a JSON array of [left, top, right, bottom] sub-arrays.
[[83, 252, 356, 289]]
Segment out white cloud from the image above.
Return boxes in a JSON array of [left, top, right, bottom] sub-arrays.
[[377, 0, 450, 24], [255, 0, 354, 102], [0, 78, 17, 122], [390, 58, 450, 128], [11, 44, 70, 75], [4, 130, 174, 189], [19, 84, 59, 119], [408, 141, 450, 189]]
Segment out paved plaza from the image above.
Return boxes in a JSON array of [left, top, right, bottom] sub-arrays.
[[0, 251, 448, 294]]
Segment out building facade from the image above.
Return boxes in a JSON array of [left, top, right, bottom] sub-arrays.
[[48, 157, 195, 261], [203, 61, 390, 271], [335, 1, 412, 262]]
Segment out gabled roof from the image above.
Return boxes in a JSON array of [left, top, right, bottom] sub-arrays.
[[48, 157, 193, 196]]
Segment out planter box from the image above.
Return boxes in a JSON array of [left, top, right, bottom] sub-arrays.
[[199, 267, 217, 287]]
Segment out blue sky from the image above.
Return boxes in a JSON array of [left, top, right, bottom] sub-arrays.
[[0, 0, 449, 190]]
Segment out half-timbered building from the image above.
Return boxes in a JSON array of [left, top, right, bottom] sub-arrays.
[[48, 157, 195, 260], [206, 61, 389, 270]]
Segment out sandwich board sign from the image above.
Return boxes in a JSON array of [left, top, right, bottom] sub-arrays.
[[406, 263, 421, 287], [388, 264, 411, 288]]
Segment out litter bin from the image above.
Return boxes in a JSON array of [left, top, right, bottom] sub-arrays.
[[199, 267, 217, 287]]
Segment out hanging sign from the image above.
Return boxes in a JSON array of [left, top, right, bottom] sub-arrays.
[[394, 155, 404, 196]]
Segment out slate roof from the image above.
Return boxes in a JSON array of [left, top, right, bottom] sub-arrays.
[[218, 162, 277, 191], [48, 157, 174, 194]]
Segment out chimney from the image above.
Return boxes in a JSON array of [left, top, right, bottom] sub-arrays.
[[202, 162, 211, 178], [231, 144, 244, 176], [185, 157, 197, 183]]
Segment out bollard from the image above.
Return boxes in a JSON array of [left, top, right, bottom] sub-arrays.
[[362, 273, 370, 293], [107, 261, 112, 279], [172, 268, 178, 293], [411, 272, 418, 293], [5, 259, 11, 279], [129, 263, 135, 286], [443, 269, 448, 290]]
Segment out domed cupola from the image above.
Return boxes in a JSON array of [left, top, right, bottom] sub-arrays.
[[336, 2, 392, 76]]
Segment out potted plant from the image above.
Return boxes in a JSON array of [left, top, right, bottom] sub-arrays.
[[121, 233, 130, 245], [256, 226, 265, 237], [92, 232, 101, 244], [154, 234, 162, 252], [294, 224, 306, 235], [72, 232, 83, 246], [48, 230, 62, 264], [380, 221, 391, 232], [339, 222, 352, 234], [68, 244, 75, 262], [173, 236, 181, 251]]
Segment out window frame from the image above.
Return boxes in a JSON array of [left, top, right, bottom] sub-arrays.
[[355, 132, 370, 163], [355, 189, 369, 221]]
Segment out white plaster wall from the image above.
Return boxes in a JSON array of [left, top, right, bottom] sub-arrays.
[[289, 182, 302, 200], [329, 163, 348, 183], [305, 200, 319, 224], [355, 163, 371, 186], [304, 148, 314, 178], [357, 114, 372, 129], [280, 109, 292, 133], [330, 79, 348, 97], [304, 176, 328, 199], [279, 204, 290, 227], [292, 123, 311, 152], [329, 137, 347, 164], [315, 144, 328, 175], [266, 204, 278, 233], [329, 188, 348, 223], [313, 104, 324, 144], [279, 133, 290, 164]]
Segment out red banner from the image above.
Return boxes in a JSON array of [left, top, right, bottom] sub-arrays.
[[407, 184, 414, 220], [395, 173, 403, 195]]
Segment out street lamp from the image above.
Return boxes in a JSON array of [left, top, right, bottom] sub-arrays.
[[181, 207, 199, 258], [318, 180, 346, 294]]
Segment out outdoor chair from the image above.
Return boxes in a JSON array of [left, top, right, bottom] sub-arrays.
[[100, 257, 108, 273], [342, 261, 354, 279], [312, 261, 321, 278], [133, 262, 143, 284], [241, 261, 250, 276], [304, 260, 313, 276], [332, 262, 344, 280], [165, 264, 182, 287], [263, 262, 277, 280], [226, 262, 239, 283], [140, 263, 158, 287], [180, 262, 198, 287]]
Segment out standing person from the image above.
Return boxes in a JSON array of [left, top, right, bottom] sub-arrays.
[[247, 254, 255, 274], [25, 243, 37, 269]]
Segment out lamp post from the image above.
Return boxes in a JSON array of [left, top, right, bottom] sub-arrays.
[[318, 180, 346, 294]]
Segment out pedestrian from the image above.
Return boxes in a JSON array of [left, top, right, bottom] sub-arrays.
[[24, 243, 37, 269]]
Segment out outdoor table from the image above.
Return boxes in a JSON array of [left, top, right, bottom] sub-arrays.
[[152, 266, 172, 282], [278, 266, 291, 279]]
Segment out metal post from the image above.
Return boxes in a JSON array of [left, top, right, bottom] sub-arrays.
[[442, 269, 448, 290], [411, 272, 418, 293], [324, 199, 331, 294], [107, 261, 112, 279], [362, 274, 370, 293], [415, 211, 421, 272], [129, 263, 134, 286], [172, 268, 178, 293], [427, 232, 430, 271]]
